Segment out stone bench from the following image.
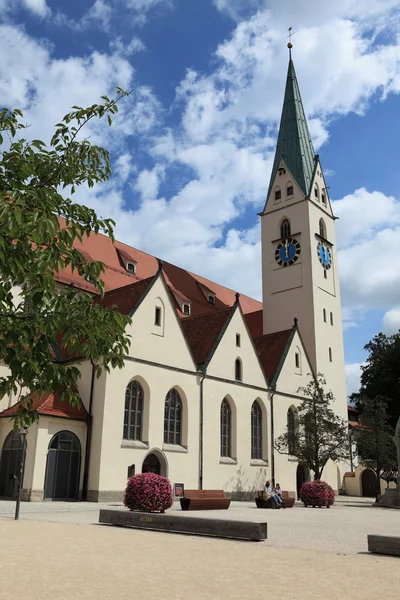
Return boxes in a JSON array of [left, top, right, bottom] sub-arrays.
[[367, 535, 400, 556], [99, 509, 267, 541]]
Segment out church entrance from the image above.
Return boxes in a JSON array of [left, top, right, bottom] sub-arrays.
[[44, 431, 81, 501], [0, 432, 26, 498], [361, 469, 378, 497], [296, 464, 306, 499], [142, 449, 168, 477]]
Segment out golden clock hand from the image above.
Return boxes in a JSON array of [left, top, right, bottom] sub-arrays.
[[285, 239, 289, 259]]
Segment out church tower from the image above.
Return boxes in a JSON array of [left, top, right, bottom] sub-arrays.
[[260, 51, 347, 415]]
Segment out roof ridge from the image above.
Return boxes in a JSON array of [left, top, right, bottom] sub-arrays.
[[181, 306, 233, 322], [254, 328, 292, 340]]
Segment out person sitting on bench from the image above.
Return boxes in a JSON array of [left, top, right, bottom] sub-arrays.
[[264, 480, 280, 509], [274, 483, 285, 508]]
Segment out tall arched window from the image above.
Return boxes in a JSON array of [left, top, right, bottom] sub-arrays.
[[123, 380, 144, 441], [235, 358, 242, 382], [280, 218, 291, 239], [251, 401, 262, 460], [220, 398, 232, 457], [319, 218, 326, 239], [287, 407, 297, 455], [164, 388, 182, 445]]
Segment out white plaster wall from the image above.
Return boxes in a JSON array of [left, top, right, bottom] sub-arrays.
[[201, 377, 270, 496], [206, 308, 267, 389], [96, 360, 199, 494]]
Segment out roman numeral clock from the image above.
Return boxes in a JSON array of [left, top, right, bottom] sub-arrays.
[[275, 237, 301, 267]]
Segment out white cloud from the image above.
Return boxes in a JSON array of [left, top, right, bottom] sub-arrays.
[[382, 308, 400, 335], [23, 0, 51, 18], [135, 166, 164, 201], [345, 363, 364, 398], [110, 36, 146, 56]]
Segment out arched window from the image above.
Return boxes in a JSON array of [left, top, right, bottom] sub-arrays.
[[321, 191, 326, 206], [251, 401, 262, 460], [319, 218, 326, 239], [280, 218, 291, 239], [123, 380, 144, 441], [274, 187, 281, 201], [220, 398, 232, 457], [287, 407, 297, 455], [164, 388, 182, 445], [314, 184, 320, 201], [235, 358, 242, 382]]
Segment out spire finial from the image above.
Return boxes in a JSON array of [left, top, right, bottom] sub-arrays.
[[287, 27, 294, 59], [235, 292, 240, 305], [157, 258, 163, 272]]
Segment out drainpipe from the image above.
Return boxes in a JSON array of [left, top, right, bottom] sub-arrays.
[[270, 386, 276, 488], [82, 360, 95, 501], [198, 370, 206, 490]]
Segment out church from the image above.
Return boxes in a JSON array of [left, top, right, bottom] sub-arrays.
[[0, 54, 348, 502]]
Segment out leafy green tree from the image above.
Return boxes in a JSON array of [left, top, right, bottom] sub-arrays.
[[275, 374, 349, 480], [0, 92, 131, 430], [351, 332, 400, 428], [353, 396, 397, 495]]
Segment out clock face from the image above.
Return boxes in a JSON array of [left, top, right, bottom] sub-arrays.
[[317, 241, 332, 269], [275, 237, 301, 267]]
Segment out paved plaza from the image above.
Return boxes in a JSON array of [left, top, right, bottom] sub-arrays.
[[0, 496, 399, 599]]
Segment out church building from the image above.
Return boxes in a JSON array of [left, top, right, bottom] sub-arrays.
[[0, 54, 348, 502]]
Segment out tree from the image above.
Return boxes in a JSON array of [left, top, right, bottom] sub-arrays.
[[275, 374, 349, 480], [0, 92, 131, 430], [350, 332, 400, 428], [353, 396, 397, 496]]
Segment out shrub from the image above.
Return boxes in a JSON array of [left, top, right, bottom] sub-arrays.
[[300, 480, 335, 508], [124, 473, 173, 513]]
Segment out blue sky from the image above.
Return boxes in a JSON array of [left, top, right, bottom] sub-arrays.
[[1, 0, 400, 396]]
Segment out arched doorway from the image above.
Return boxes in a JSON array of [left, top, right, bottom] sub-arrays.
[[361, 469, 378, 497], [296, 464, 306, 499], [142, 449, 168, 477], [44, 431, 81, 501], [0, 432, 26, 498]]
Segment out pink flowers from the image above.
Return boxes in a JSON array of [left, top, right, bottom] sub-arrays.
[[124, 473, 174, 513], [300, 480, 335, 508]]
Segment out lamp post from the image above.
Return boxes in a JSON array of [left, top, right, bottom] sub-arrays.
[[14, 427, 28, 521]]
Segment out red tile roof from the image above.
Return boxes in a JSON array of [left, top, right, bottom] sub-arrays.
[[254, 329, 293, 382], [181, 307, 233, 366], [55, 218, 262, 317], [245, 309, 263, 338], [0, 391, 88, 421], [99, 276, 154, 315]]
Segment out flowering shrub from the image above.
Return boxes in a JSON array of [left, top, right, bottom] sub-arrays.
[[300, 480, 335, 508], [124, 473, 173, 513]]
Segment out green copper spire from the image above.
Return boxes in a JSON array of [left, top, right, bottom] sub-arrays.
[[267, 59, 316, 199]]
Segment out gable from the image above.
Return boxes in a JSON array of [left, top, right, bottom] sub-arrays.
[[274, 329, 314, 395], [127, 275, 196, 371], [206, 308, 267, 388]]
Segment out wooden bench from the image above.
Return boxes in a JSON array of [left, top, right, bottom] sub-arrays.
[[180, 490, 231, 511], [255, 490, 295, 509], [368, 535, 400, 556]]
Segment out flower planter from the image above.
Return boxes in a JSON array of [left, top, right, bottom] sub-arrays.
[[124, 472, 173, 513], [300, 480, 335, 508]]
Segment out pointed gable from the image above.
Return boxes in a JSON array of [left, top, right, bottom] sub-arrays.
[[181, 308, 233, 367], [254, 329, 293, 383], [267, 59, 316, 201], [0, 391, 88, 421]]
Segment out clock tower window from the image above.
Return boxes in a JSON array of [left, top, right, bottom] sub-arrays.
[[280, 218, 291, 239], [319, 218, 326, 239], [275, 188, 282, 201]]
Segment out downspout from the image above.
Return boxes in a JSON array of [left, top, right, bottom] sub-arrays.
[[198, 370, 206, 490], [270, 385, 276, 488], [82, 359, 95, 501]]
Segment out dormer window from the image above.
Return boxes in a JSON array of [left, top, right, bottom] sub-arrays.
[[182, 303, 191, 316], [208, 295, 215, 305], [274, 188, 282, 201], [126, 262, 136, 274], [287, 185, 294, 197]]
